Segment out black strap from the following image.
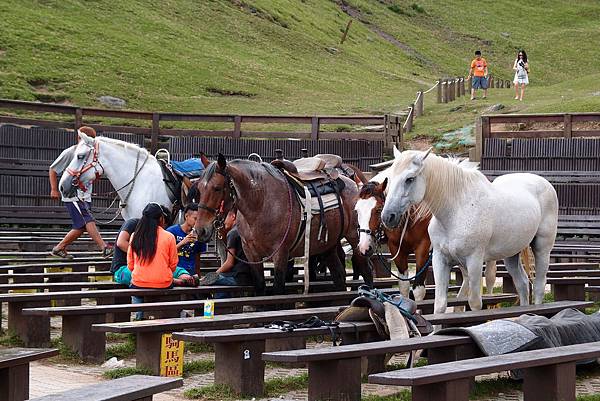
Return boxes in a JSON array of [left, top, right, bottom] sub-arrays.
[[309, 182, 328, 242]]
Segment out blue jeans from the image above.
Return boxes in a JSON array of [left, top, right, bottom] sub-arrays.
[[214, 273, 238, 299]]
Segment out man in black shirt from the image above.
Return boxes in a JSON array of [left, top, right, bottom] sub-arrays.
[[111, 218, 139, 285], [212, 211, 253, 297]]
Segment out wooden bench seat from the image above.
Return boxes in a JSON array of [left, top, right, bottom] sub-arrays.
[[30, 375, 182, 401], [369, 341, 600, 401], [21, 288, 405, 362], [547, 277, 600, 301], [0, 347, 58, 401], [261, 301, 591, 401]]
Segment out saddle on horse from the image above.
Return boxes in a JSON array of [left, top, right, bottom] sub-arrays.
[[155, 149, 206, 218]]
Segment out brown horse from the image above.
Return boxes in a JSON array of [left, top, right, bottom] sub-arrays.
[[193, 154, 372, 295], [355, 178, 433, 300]]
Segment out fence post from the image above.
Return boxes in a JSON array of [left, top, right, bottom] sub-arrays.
[[470, 116, 483, 162], [443, 80, 449, 103], [460, 78, 465, 96], [311, 116, 320, 140], [468, 77, 472, 93], [398, 118, 404, 150], [383, 114, 390, 150], [480, 115, 490, 161], [506, 80, 511, 88], [74, 108, 82, 130], [455, 78, 461, 98], [233, 115, 242, 138], [151, 113, 160, 154], [415, 91, 424, 116], [448, 80, 455, 102], [436, 79, 442, 103], [563, 114, 572, 139], [490, 76, 494, 89]]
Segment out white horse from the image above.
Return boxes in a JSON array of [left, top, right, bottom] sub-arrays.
[[355, 160, 498, 303], [381, 147, 558, 313], [59, 132, 177, 220]]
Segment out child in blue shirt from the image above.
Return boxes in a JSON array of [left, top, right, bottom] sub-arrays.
[[166, 203, 206, 276]]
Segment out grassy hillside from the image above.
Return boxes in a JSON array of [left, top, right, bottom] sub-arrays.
[[1, 0, 599, 122]]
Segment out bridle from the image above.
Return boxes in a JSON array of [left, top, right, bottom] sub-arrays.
[[198, 163, 295, 265], [359, 191, 432, 282], [66, 141, 104, 192]]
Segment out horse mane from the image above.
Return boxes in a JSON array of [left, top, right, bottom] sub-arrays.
[[96, 136, 150, 157], [393, 151, 486, 215]]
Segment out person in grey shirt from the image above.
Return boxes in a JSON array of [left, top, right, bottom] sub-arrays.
[[49, 126, 112, 259]]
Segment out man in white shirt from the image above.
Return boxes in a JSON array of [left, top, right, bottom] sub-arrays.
[[49, 126, 112, 259]]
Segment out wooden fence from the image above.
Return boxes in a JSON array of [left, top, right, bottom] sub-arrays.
[[472, 112, 600, 215], [0, 99, 395, 226], [436, 76, 511, 104]]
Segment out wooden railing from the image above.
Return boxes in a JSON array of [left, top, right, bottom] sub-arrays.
[[471, 112, 600, 161], [0, 99, 387, 153], [436, 76, 511, 104]]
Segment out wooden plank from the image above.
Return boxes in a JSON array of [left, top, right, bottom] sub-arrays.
[[489, 130, 565, 138], [29, 375, 182, 401], [0, 116, 74, 129], [368, 341, 600, 386], [0, 99, 76, 114], [0, 348, 58, 369], [82, 108, 153, 119], [158, 113, 235, 122], [319, 132, 384, 140], [158, 128, 233, 137]]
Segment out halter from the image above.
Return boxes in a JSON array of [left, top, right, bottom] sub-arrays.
[[66, 141, 103, 191], [197, 169, 235, 231]]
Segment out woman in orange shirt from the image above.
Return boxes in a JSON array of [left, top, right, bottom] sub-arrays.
[[127, 203, 179, 288]]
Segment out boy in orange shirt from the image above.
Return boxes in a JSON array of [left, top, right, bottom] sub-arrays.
[[467, 50, 488, 100]]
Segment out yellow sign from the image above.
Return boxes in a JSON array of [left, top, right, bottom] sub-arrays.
[[159, 334, 184, 377]]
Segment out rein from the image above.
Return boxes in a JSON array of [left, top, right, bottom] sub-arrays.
[[210, 165, 295, 265], [73, 142, 150, 225]]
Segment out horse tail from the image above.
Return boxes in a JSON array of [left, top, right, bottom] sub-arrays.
[[520, 246, 534, 280], [343, 163, 369, 185]]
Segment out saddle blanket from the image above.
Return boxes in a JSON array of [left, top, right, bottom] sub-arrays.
[[171, 158, 204, 178], [307, 193, 340, 215]]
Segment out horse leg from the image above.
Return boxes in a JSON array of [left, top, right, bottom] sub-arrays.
[[324, 248, 346, 291], [432, 249, 451, 314], [393, 252, 410, 298], [484, 260, 497, 295], [412, 242, 430, 301], [272, 253, 289, 296], [531, 236, 553, 304], [453, 265, 470, 312], [346, 233, 373, 286], [465, 254, 485, 311], [504, 254, 530, 305], [250, 262, 266, 296]]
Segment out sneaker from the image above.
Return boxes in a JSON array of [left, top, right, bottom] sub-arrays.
[[102, 246, 114, 259], [198, 272, 220, 286], [470, 97, 475, 100], [50, 247, 74, 259], [514, 96, 519, 100]]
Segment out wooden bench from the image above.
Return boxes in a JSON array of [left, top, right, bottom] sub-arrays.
[[30, 375, 182, 401], [0, 347, 59, 401], [93, 294, 514, 374], [21, 288, 407, 362], [261, 300, 591, 401], [368, 341, 600, 401], [499, 270, 600, 294], [547, 277, 600, 301], [0, 285, 253, 347]]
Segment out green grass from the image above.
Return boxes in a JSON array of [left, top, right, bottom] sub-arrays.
[[470, 377, 521, 399], [102, 366, 152, 379], [183, 359, 215, 377], [49, 337, 83, 363], [578, 395, 600, 401], [184, 373, 308, 400], [0, 331, 24, 347], [185, 342, 215, 354], [1, 0, 599, 139], [106, 335, 136, 360], [362, 391, 411, 401], [184, 383, 236, 400]]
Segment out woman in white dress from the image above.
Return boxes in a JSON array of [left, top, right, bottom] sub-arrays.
[[513, 50, 530, 101]]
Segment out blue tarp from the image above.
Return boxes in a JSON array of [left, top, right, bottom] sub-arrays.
[[171, 158, 204, 178]]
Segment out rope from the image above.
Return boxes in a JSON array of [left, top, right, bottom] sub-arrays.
[[422, 80, 439, 94]]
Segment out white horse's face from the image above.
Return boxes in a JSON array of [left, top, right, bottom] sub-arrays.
[[381, 148, 430, 229], [59, 133, 98, 198]]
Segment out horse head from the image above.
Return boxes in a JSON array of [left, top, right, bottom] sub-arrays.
[[59, 130, 102, 199], [192, 153, 234, 242], [381, 147, 432, 229], [355, 178, 387, 256]]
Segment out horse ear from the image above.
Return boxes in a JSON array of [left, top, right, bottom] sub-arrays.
[[78, 130, 94, 145], [199, 152, 210, 168], [381, 177, 388, 192], [393, 145, 402, 159], [418, 147, 433, 164], [217, 153, 227, 170]]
